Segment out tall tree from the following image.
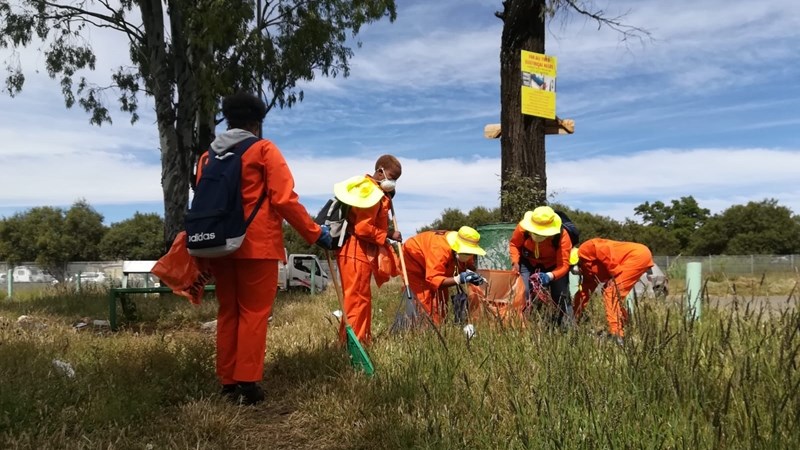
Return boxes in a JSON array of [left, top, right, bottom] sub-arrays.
[[1, 0, 396, 246], [0, 201, 106, 280], [99, 212, 164, 260], [634, 196, 710, 250], [417, 206, 502, 234], [690, 199, 800, 255], [495, 0, 648, 220]]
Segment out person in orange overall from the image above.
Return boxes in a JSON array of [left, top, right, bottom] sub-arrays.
[[402, 226, 486, 325], [334, 155, 402, 344], [195, 92, 333, 405], [571, 238, 654, 343], [509, 206, 573, 326]]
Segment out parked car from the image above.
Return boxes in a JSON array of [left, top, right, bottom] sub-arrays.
[[67, 272, 108, 284], [278, 250, 329, 292]]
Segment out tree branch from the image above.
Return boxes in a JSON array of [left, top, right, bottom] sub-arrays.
[[562, 0, 651, 43], [42, 0, 144, 43]]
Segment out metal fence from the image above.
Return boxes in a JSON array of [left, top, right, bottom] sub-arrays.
[[653, 255, 799, 276], [0, 260, 337, 290], [0, 261, 124, 283]]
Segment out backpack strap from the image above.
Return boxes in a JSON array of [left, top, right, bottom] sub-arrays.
[[552, 228, 563, 248], [222, 137, 263, 227]]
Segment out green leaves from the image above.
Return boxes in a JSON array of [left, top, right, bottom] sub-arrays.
[[1, 0, 397, 243], [0, 200, 105, 280], [421, 197, 800, 256], [690, 199, 800, 255], [417, 207, 502, 234], [98, 212, 165, 260]]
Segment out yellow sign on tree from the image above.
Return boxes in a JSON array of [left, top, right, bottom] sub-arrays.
[[520, 50, 557, 119]]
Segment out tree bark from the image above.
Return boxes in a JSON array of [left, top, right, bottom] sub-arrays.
[[139, 0, 188, 249], [166, 0, 199, 249], [499, 0, 547, 221]]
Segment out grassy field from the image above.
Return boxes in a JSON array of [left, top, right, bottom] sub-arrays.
[[1, 279, 799, 449]]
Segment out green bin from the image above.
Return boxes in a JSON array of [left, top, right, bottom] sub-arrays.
[[476, 223, 516, 270]]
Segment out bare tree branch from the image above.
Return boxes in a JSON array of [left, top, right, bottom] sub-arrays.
[[42, 0, 144, 43], [562, 0, 652, 43]]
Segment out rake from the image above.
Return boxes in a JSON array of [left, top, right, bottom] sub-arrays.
[[326, 250, 374, 376], [389, 208, 449, 351]]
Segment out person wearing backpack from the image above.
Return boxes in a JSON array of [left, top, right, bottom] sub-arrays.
[[193, 92, 333, 405], [570, 239, 654, 344], [509, 206, 575, 327], [333, 155, 402, 345]]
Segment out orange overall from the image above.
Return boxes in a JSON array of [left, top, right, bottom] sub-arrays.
[[402, 231, 472, 325], [509, 225, 571, 280], [509, 225, 572, 313], [335, 178, 394, 344], [197, 137, 320, 384], [572, 239, 654, 337]]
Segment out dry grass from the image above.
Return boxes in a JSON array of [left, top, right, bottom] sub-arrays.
[[1, 280, 799, 449]]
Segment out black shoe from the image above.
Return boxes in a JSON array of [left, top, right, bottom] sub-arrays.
[[235, 382, 265, 405], [221, 384, 238, 400]]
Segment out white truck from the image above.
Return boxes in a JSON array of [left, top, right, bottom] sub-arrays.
[[278, 252, 329, 293]]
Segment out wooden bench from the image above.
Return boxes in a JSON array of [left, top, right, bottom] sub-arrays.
[[108, 260, 216, 330]]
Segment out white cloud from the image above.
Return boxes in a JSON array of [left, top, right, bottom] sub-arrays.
[[2, 0, 799, 238], [2, 130, 799, 233]]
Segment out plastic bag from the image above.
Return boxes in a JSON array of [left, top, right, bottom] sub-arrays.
[[152, 231, 212, 305]]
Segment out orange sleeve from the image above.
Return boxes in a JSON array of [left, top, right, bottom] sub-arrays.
[[551, 229, 572, 280], [425, 241, 454, 289], [263, 142, 320, 244], [195, 152, 209, 184], [508, 225, 526, 264], [350, 197, 389, 245]]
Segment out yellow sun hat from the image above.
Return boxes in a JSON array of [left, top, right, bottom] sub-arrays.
[[520, 206, 562, 236], [569, 248, 580, 265], [333, 175, 383, 208], [446, 226, 486, 256]]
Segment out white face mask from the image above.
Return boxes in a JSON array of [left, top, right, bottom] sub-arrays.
[[377, 167, 397, 192], [379, 179, 396, 192], [531, 234, 547, 243]]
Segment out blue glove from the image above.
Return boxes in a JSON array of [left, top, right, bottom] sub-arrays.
[[538, 272, 552, 286], [458, 271, 485, 286], [315, 225, 334, 250]]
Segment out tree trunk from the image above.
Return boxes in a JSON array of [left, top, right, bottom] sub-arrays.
[[139, 0, 189, 250], [499, 0, 547, 221], [165, 0, 199, 249]]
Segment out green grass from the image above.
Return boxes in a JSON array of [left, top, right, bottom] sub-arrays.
[[1, 281, 798, 449]]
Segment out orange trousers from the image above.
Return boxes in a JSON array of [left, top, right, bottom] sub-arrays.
[[336, 255, 373, 344], [209, 259, 278, 384], [410, 283, 449, 325], [575, 264, 651, 338]]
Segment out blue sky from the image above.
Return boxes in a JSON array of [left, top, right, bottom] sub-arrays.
[[1, 0, 799, 236]]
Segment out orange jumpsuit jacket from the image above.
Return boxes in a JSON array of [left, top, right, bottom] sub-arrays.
[[574, 238, 654, 298], [196, 138, 320, 258], [508, 225, 571, 280]]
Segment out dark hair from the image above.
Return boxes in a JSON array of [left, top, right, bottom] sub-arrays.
[[222, 92, 267, 129], [375, 154, 402, 178]]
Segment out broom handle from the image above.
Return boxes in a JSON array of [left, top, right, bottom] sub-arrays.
[[325, 250, 350, 328], [391, 214, 413, 295], [391, 207, 449, 352]]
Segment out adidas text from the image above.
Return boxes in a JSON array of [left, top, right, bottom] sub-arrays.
[[188, 232, 216, 242]]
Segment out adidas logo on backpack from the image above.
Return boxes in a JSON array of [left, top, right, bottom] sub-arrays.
[[187, 232, 217, 243], [185, 137, 264, 257]]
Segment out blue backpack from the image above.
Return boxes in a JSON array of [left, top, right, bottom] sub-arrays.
[[185, 137, 263, 257]]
